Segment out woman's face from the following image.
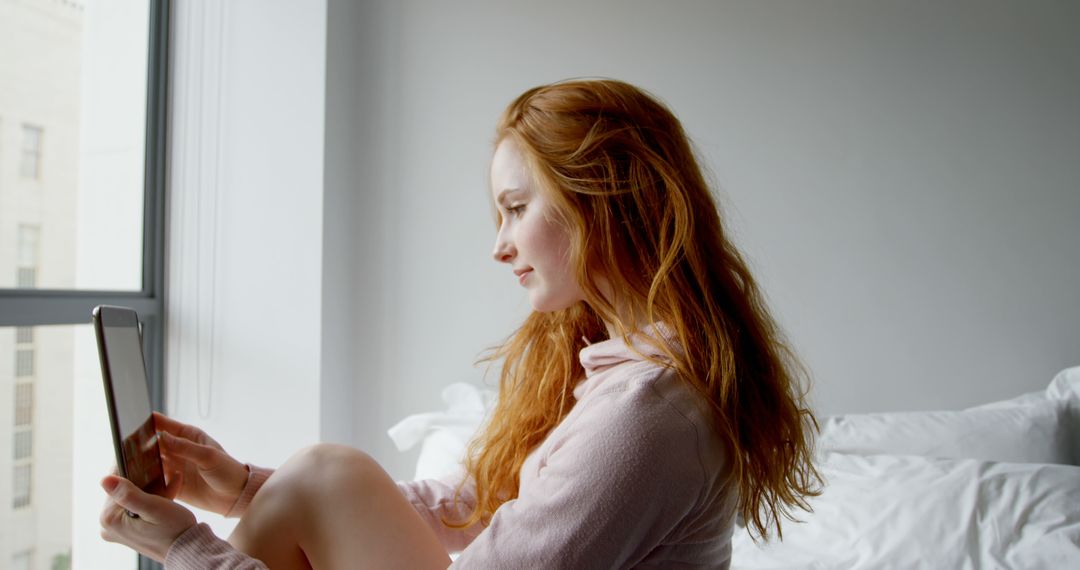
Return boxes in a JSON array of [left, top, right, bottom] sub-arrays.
[[490, 139, 585, 312]]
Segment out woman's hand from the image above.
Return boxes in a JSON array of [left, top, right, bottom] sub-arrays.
[[99, 473, 195, 562], [154, 412, 249, 516]]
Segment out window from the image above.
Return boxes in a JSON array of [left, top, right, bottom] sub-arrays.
[[14, 383, 33, 426], [0, 1, 168, 567], [13, 431, 32, 460], [13, 464, 31, 509], [11, 549, 32, 570], [19, 125, 43, 180], [15, 268, 36, 289], [15, 226, 39, 289], [15, 349, 33, 378], [16, 226, 39, 267]]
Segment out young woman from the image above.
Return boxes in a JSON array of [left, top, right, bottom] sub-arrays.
[[100, 78, 821, 569]]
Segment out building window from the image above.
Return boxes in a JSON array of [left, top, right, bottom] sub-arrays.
[[16, 225, 40, 288], [14, 383, 33, 425], [15, 349, 34, 377], [11, 549, 33, 570], [13, 464, 32, 508], [0, 0, 168, 566], [16, 225, 40, 266], [14, 430, 32, 460], [16, 267, 37, 288], [20, 124, 44, 179], [15, 268, 37, 288]]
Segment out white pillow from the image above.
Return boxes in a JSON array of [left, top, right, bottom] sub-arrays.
[[1046, 365, 1080, 402], [967, 389, 1045, 411], [1046, 365, 1080, 465], [732, 453, 1080, 569], [818, 397, 1072, 465], [387, 382, 495, 480]]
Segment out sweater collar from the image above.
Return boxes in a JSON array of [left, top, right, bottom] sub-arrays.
[[574, 322, 678, 400]]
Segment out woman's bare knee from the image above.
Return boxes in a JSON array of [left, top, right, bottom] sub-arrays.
[[225, 445, 378, 568], [231, 444, 447, 569], [287, 444, 450, 569], [276, 444, 386, 506]]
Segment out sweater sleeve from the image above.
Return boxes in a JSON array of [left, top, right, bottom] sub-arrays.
[[164, 464, 275, 570], [224, 464, 273, 518], [165, 523, 268, 570], [396, 470, 486, 552], [451, 388, 708, 569]]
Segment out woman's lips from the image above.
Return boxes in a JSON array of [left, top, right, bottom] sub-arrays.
[[517, 269, 532, 285]]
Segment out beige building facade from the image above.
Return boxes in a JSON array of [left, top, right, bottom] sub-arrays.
[[0, 0, 83, 568]]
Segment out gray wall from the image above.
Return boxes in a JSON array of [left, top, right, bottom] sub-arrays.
[[325, 0, 1080, 479]]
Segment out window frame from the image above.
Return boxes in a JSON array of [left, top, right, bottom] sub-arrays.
[[0, 1, 170, 568], [11, 548, 33, 570], [19, 124, 44, 180], [13, 429, 33, 461]]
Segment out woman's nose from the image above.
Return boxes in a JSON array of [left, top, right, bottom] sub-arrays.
[[492, 234, 515, 263]]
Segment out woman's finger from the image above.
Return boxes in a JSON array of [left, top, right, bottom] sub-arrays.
[[160, 454, 185, 482], [159, 432, 222, 469], [101, 475, 144, 518], [99, 493, 128, 531], [152, 412, 208, 443], [163, 470, 184, 501]]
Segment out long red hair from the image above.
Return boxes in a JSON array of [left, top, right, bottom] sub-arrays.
[[454, 78, 821, 540]]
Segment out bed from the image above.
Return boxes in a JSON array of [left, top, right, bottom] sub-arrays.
[[389, 366, 1080, 569]]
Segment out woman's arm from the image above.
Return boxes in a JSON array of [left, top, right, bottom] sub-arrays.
[[165, 524, 269, 570], [224, 465, 274, 518], [108, 457, 455, 569], [101, 414, 274, 568], [396, 471, 485, 553]]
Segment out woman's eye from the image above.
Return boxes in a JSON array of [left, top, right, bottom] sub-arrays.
[[507, 204, 526, 217]]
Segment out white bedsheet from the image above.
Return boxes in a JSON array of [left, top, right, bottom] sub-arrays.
[[734, 365, 1080, 569], [731, 452, 1080, 569]]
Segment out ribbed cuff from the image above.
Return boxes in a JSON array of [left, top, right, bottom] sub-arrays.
[[164, 523, 268, 569], [225, 464, 273, 518]]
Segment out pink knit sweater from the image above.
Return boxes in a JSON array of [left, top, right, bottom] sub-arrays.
[[165, 329, 736, 568]]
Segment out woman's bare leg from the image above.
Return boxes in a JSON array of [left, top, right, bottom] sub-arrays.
[[227, 444, 452, 570]]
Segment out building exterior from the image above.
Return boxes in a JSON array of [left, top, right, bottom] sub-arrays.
[[0, 0, 84, 568]]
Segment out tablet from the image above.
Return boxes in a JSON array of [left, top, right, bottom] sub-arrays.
[[92, 305, 167, 497]]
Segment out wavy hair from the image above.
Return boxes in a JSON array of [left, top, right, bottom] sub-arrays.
[[452, 78, 821, 540]]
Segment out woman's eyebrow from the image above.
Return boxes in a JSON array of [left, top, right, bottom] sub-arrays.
[[495, 187, 525, 206]]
